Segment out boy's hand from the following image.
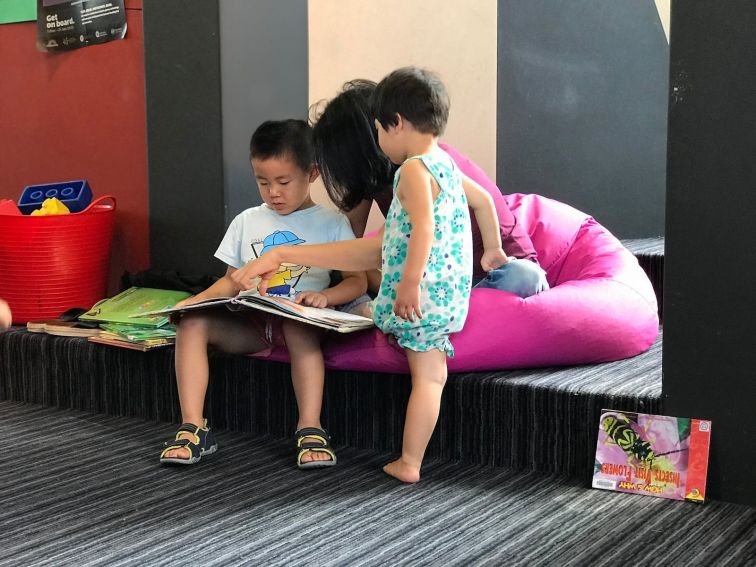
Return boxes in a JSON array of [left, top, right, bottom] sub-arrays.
[[394, 280, 422, 322], [232, 253, 281, 294], [481, 248, 508, 272], [294, 291, 328, 308], [0, 299, 12, 330]]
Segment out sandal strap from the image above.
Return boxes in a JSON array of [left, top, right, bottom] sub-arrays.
[[295, 427, 331, 447], [299, 440, 331, 450], [176, 420, 208, 435]]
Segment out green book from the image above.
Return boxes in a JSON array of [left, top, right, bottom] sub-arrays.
[[79, 287, 191, 327]]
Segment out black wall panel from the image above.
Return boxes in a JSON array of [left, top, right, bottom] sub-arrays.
[[143, 0, 225, 276], [663, 1, 756, 506]]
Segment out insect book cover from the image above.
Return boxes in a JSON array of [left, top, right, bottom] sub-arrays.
[[592, 409, 711, 503]]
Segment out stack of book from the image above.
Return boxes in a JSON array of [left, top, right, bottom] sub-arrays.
[[80, 287, 191, 351], [92, 323, 179, 351], [28, 286, 375, 351]]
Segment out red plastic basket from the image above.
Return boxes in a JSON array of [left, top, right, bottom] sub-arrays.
[[0, 195, 116, 323]]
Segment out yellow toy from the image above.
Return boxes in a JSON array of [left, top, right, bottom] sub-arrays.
[[30, 197, 70, 216]]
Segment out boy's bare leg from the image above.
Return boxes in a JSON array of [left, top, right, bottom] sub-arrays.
[[163, 310, 269, 460], [384, 348, 447, 483], [282, 320, 332, 463]]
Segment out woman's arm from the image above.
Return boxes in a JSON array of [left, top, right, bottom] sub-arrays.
[[461, 174, 508, 271], [231, 232, 383, 294]]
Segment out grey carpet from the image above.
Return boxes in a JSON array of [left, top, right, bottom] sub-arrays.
[[0, 327, 662, 482], [0, 401, 753, 567]]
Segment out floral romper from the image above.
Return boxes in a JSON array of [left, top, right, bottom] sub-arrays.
[[372, 148, 473, 356]]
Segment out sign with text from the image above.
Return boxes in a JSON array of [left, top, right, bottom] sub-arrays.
[[36, 0, 126, 52]]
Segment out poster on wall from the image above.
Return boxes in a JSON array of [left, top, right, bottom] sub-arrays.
[[36, 0, 126, 52], [0, 0, 36, 24]]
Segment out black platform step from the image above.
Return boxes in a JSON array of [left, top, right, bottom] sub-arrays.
[[0, 327, 662, 483]]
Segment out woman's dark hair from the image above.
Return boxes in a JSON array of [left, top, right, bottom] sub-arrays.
[[311, 80, 395, 212], [372, 67, 449, 136], [249, 119, 314, 173]]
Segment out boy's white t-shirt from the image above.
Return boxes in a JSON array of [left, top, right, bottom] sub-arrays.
[[215, 203, 355, 295]]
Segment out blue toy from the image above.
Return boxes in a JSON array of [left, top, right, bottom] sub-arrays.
[[18, 180, 92, 214]]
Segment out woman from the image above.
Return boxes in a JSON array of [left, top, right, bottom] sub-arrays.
[[311, 79, 548, 298]]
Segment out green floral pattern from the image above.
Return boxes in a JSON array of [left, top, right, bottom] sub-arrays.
[[372, 148, 472, 356]]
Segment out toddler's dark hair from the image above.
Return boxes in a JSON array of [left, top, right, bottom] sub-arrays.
[[249, 119, 314, 172], [311, 80, 395, 211], [372, 67, 450, 136]]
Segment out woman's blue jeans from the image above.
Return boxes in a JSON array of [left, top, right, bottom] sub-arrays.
[[473, 258, 549, 298]]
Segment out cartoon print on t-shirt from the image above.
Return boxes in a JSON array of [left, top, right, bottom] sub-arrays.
[[250, 230, 309, 295]]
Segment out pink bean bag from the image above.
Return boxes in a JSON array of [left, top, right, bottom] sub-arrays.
[[256, 189, 659, 373], [320, 192, 659, 372]]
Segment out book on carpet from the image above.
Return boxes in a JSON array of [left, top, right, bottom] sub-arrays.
[[136, 289, 374, 333], [78, 287, 192, 328], [592, 409, 712, 503]]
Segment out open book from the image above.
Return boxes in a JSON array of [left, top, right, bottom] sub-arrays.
[[135, 290, 374, 334]]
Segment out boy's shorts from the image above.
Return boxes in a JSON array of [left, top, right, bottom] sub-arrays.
[[336, 293, 372, 315], [245, 312, 286, 355]]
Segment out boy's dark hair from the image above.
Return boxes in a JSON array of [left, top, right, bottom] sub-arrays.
[[372, 67, 450, 136], [311, 80, 395, 212], [249, 119, 314, 173]]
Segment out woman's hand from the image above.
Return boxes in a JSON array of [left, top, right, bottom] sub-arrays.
[[481, 248, 508, 273], [231, 251, 281, 293], [294, 291, 328, 309], [394, 280, 422, 322]]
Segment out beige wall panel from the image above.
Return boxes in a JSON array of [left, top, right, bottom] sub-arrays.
[[655, 0, 670, 42], [308, 0, 497, 214]]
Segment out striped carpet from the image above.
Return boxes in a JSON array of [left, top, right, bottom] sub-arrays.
[[0, 328, 662, 482], [1, 401, 753, 567]]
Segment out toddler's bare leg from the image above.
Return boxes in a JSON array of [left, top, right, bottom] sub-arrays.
[[164, 310, 268, 459], [283, 320, 331, 463], [384, 348, 447, 483]]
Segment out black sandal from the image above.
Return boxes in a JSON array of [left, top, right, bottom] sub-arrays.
[[159, 419, 218, 465], [295, 427, 337, 469]]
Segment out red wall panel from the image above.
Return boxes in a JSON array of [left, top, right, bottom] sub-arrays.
[[0, 2, 148, 294]]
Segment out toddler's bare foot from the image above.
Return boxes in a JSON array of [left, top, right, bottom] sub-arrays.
[[383, 458, 420, 483]]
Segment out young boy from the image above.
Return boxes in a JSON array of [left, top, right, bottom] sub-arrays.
[[160, 119, 366, 468]]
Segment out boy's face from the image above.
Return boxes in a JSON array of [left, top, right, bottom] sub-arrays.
[[251, 155, 317, 215]]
